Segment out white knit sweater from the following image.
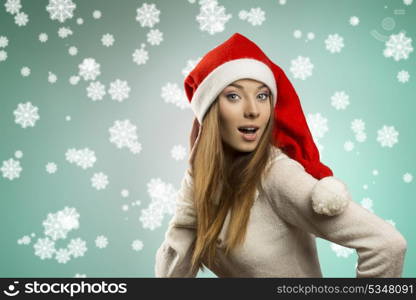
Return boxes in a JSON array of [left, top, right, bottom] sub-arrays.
[[155, 147, 407, 277]]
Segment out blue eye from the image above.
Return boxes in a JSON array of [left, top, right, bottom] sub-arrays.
[[226, 93, 239, 101], [258, 93, 270, 101]]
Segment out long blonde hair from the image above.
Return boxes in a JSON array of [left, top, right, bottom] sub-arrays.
[[188, 96, 275, 274]]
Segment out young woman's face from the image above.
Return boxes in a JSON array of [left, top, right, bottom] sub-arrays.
[[218, 78, 272, 153]]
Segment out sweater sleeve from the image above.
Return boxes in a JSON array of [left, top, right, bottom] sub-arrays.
[[154, 223, 198, 277], [154, 168, 199, 278], [263, 156, 407, 278]]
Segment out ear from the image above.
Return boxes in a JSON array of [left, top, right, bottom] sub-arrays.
[[311, 176, 351, 216]]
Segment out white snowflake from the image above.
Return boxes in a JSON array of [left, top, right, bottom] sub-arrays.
[[372, 169, 379, 176], [140, 205, 163, 230], [131, 239, 144, 251], [91, 172, 109, 190], [33, 237, 55, 260], [331, 91, 350, 110], [18, 235, 31, 245], [325, 33, 344, 53], [384, 32, 413, 61], [171, 145, 187, 161], [43, 212, 69, 240], [135, 3, 160, 28], [65, 148, 80, 164], [76, 148, 96, 169], [147, 29, 163, 46], [377, 125, 399, 148], [86, 81, 106, 101], [109, 120, 138, 149], [55, 248, 71, 263], [306, 113, 328, 140], [343, 140, 354, 152], [238, 6, 255, 19], [146, 179, 176, 216], [67, 238, 87, 258], [14, 150, 23, 159], [46, 162, 57, 174], [360, 197, 374, 213], [293, 29, 302, 39], [290, 56, 314, 80], [173, 92, 189, 109], [95, 235, 108, 248], [15, 12, 28, 26], [121, 189, 129, 198], [58, 26, 72, 38], [330, 242, 354, 258], [74, 273, 87, 277], [307, 32, 315, 40], [108, 79, 130, 102], [48, 71, 57, 83], [403, 172, 413, 183], [355, 131, 367, 143], [129, 141, 143, 154], [199, 0, 217, 6], [78, 58, 101, 81], [279, 0, 287, 4], [92, 10, 101, 19], [1, 158, 22, 180], [0, 36, 9, 48], [21, 66, 30, 76], [13, 102, 39, 128], [122, 204, 129, 211], [403, 0, 413, 5], [182, 57, 202, 77], [147, 178, 166, 199], [161, 82, 183, 104], [351, 119, 365, 133], [69, 75, 80, 85], [68, 46, 78, 56], [58, 207, 80, 231], [196, 1, 231, 35], [349, 16, 360, 26], [5, 0, 21, 14], [0, 50, 7, 62], [101, 33, 114, 47], [39, 33, 48, 42], [397, 70, 410, 83], [76, 17, 83, 25], [246, 7, 265, 26], [132, 46, 149, 65], [238, 10, 248, 20], [46, 0, 76, 23], [154, 185, 177, 216]]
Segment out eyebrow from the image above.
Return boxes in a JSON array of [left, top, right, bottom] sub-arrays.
[[227, 83, 269, 90]]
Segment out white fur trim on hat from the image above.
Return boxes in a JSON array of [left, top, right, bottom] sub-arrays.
[[190, 58, 277, 123], [311, 176, 351, 216]]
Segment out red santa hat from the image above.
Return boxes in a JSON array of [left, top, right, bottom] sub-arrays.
[[184, 33, 350, 216]]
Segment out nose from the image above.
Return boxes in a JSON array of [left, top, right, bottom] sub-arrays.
[[243, 97, 260, 118]]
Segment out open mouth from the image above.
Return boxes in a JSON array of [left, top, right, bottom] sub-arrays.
[[237, 127, 259, 134]]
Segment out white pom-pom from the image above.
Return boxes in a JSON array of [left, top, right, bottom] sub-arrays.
[[311, 176, 351, 216]]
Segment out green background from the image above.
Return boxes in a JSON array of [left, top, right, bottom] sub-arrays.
[[0, 0, 414, 277]]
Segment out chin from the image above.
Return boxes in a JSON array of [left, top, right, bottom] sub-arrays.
[[235, 143, 258, 153]]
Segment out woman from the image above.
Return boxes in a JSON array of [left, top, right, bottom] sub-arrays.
[[155, 33, 407, 277]]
